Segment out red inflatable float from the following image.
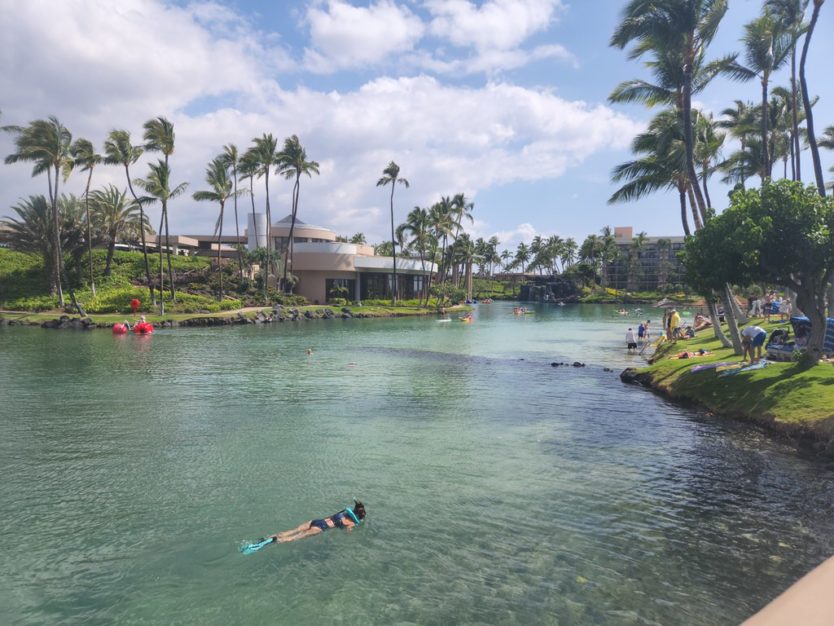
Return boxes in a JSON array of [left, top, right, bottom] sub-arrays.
[[133, 322, 154, 334], [112, 323, 129, 335]]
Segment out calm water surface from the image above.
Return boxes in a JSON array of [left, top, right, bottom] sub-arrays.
[[1, 303, 833, 625]]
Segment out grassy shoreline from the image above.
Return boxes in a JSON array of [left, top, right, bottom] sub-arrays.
[[621, 320, 834, 457]]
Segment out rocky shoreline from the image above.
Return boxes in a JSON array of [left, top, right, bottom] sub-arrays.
[[0, 305, 419, 330], [620, 367, 834, 459]]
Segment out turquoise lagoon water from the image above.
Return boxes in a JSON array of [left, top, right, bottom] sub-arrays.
[[1, 302, 833, 625]]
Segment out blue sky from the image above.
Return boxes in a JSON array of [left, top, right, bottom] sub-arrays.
[[1, 0, 832, 252]]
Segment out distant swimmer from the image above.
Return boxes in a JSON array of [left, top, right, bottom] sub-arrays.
[[241, 501, 366, 554], [306, 347, 313, 356]]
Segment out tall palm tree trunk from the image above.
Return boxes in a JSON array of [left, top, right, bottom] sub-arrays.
[[740, 136, 747, 189], [678, 186, 691, 236], [249, 177, 257, 250], [686, 185, 703, 231], [389, 183, 398, 304], [761, 77, 770, 179], [158, 208, 165, 315], [163, 154, 175, 300], [53, 165, 85, 315], [701, 166, 712, 210], [233, 166, 243, 279], [125, 166, 155, 304], [791, 49, 801, 181], [84, 169, 95, 296], [164, 207, 175, 300], [283, 177, 300, 293], [682, 70, 708, 223], [217, 201, 225, 301], [46, 167, 63, 302], [264, 171, 272, 297], [800, 1, 826, 197]]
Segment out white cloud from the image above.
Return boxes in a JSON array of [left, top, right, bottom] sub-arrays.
[[426, 0, 565, 51], [0, 0, 641, 246], [303, 0, 424, 73], [409, 42, 575, 75], [489, 223, 539, 250]]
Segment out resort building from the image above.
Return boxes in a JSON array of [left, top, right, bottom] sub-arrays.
[[171, 214, 436, 305], [604, 226, 686, 292]]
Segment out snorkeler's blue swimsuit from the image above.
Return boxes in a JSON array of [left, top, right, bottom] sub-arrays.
[[313, 509, 360, 531]]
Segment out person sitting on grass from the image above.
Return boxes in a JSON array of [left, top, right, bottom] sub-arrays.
[[670, 348, 711, 359], [740, 325, 768, 363], [266, 501, 366, 544]]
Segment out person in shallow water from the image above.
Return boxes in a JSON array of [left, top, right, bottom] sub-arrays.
[[266, 501, 366, 543]]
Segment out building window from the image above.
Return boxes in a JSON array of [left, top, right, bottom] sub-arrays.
[[326, 278, 355, 302]]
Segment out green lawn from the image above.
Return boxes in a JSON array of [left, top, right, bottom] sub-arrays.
[[637, 319, 834, 427]]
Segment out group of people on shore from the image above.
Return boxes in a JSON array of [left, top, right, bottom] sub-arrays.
[[626, 319, 653, 352], [749, 291, 792, 322]]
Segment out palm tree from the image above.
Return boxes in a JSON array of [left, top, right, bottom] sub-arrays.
[[765, 0, 810, 181], [610, 108, 698, 235], [454, 234, 478, 300], [133, 160, 188, 314], [514, 242, 531, 274], [598, 227, 619, 289], [104, 129, 153, 302], [143, 117, 177, 300], [239, 148, 260, 253], [717, 100, 758, 188], [397, 206, 432, 305], [89, 185, 144, 276], [220, 144, 245, 279], [611, 0, 730, 222], [799, 0, 827, 196], [1, 195, 89, 301], [376, 161, 409, 304], [627, 231, 647, 291], [451, 193, 475, 241], [277, 135, 320, 293], [251, 134, 280, 295], [0, 196, 57, 291], [3, 117, 84, 312], [655, 238, 673, 290], [193, 158, 237, 301], [724, 12, 791, 179], [349, 233, 367, 244], [694, 111, 725, 208], [561, 237, 577, 270], [430, 196, 455, 284], [69, 138, 102, 296]]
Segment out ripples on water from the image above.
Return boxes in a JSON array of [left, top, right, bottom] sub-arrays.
[[1, 303, 832, 625]]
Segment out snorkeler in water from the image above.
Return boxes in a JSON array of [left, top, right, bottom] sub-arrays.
[[265, 501, 366, 544]]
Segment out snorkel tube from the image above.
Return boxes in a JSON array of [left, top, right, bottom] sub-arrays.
[[345, 507, 361, 526]]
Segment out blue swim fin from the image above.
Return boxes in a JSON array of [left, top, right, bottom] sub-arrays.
[[241, 537, 275, 555]]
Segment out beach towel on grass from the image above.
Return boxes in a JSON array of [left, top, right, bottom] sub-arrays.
[[718, 360, 770, 377], [690, 361, 736, 373]]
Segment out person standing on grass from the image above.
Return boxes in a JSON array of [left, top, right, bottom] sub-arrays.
[[780, 298, 792, 322], [740, 325, 768, 363]]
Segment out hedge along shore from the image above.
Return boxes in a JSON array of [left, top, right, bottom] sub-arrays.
[[0, 304, 469, 329], [620, 319, 834, 458]]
